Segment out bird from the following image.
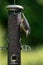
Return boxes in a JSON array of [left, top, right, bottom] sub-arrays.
[[20, 13, 31, 37]]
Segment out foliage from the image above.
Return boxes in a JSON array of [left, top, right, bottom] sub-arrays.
[[18, 0, 43, 46], [0, 0, 43, 46], [0, 46, 43, 65]]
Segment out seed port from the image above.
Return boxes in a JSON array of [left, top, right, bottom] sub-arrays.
[[11, 54, 17, 61], [12, 55, 17, 60]]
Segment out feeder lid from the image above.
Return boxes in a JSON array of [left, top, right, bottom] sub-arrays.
[[6, 5, 24, 10]]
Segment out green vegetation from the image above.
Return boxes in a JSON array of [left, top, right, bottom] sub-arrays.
[[0, 0, 43, 65], [0, 0, 43, 46], [0, 47, 43, 65], [0, 25, 43, 65], [21, 47, 43, 65]]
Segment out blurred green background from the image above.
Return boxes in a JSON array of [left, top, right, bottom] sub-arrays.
[[0, 0, 43, 65]]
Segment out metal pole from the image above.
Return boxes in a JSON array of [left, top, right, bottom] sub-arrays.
[[6, 5, 24, 65]]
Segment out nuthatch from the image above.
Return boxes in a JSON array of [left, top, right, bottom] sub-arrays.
[[20, 13, 31, 37]]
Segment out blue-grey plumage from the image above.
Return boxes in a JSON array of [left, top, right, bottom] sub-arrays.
[[20, 13, 31, 37]]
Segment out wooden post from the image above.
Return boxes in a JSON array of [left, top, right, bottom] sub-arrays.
[[6, 5, 24, 65]]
